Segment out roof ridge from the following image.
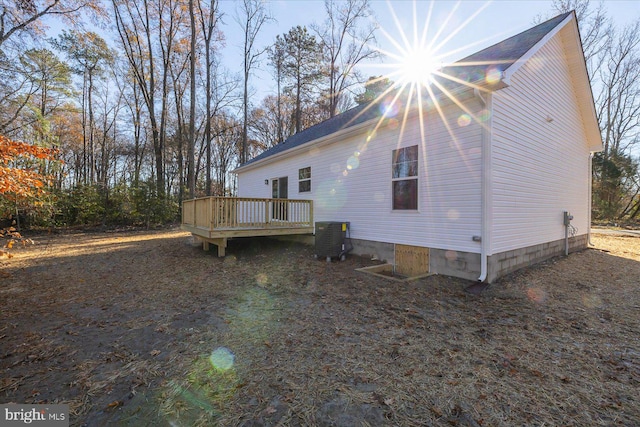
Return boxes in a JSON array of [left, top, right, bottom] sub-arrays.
[[455, 11, 572, 66]]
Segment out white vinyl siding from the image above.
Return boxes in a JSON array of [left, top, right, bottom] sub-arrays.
[[238, 98, 484, 253], [490, 28, 591, 254]]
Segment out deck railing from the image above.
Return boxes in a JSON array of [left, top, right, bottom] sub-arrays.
[[182, 196, 313, 231]]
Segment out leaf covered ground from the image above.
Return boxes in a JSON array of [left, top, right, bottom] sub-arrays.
[[0, 229, 639, 426]]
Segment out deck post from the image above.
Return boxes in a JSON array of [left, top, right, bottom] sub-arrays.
[[216, 238, 227, 257], [202, 237, 227, 257]]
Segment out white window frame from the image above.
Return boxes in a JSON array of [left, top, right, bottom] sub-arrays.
[[298, 166, 311, 193], [392, 145, 418, 210]]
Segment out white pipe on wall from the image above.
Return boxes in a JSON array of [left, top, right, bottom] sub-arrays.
[[474, 88, 491, 282]]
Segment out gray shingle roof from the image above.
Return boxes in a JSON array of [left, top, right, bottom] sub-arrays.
[[441, 11, 572, 86], [239, 12, 573, 169], [240, 101, 384, 168]]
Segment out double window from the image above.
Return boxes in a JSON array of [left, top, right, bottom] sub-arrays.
[[392, 146, 418, 210], [298, 167, 311, 193]]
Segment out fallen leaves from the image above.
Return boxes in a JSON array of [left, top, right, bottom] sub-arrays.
[[0, 230, 639, 427], [0, 250, 13, 259], [1, 227, 35, 259], [105, 401, 122, 410]]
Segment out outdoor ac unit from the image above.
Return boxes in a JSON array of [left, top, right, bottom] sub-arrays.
[[315, 221, 350, 262]]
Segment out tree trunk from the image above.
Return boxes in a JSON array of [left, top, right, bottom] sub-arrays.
[[187, 0, 196, 198]]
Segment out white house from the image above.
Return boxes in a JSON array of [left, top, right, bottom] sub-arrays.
[[233, 12, 603, 283]]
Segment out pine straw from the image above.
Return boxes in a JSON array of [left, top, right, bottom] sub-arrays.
[[0, 229, 638, 426]]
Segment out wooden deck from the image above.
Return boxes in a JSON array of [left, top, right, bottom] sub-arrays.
[[181, 196, 313, 256]]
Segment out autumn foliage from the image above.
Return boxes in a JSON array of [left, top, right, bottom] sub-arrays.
[[0, 135, 59, 202]]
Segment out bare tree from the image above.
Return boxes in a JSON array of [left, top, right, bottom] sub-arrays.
[[236, 0, 272, 164], [549, 1, 640, 219], [593, 20, 640, 217], [112, 0, 186, 196], [595, 21, 640, 159], [0, 63, 37, 134], [268, 35, 286, 144], [550, 0, 609, 68], [313, 0, 378, 118], [196, 0, 227, 196], [249, 94, 294, 149], [212, 113, 241, 195], [0, 0, 106, 48], [113, 58, 146, 187], [52, 30, 113, 184], [187, 0, 197, 198], [167, 29, 190, 202]]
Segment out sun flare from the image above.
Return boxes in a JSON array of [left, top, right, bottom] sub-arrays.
[[397, 46, 441, 87], [348, 0, 495, 174]]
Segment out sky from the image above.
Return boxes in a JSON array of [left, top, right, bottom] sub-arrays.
[[215, 0, 640, 101]]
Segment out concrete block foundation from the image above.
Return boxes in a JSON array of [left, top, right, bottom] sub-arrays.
[[486, 234, 588, 282], [430, 248, 481, 281], [349, 238, 395, 264], [296, 233, 588, 283], [350, 234, 587, 283]]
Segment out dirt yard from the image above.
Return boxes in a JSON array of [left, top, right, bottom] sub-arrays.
[[1, 228, 638, 426]]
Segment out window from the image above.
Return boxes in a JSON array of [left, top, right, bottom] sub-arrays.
[[392, 146, 418, 210], [298, 167, 311, 193]]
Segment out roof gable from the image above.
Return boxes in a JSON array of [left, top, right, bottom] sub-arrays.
[[441, 12, 572, 88], [237, 11, 601, 171]]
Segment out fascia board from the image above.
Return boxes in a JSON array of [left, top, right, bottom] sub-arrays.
[[501, 14, 574, 86]]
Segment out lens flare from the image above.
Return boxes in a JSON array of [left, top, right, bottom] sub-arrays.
[[478, 109, 491, 122], [316, 180, 347, 212], [582, 294, 603, 308], [223, 255, 237, 266], [209, 347, 235, 371], [380, 97, 400, 117], [445, 250, 458, 261], [457, 114, 471, 127], [255, 273, 268, 286], [485, 66, 502, 85], [347, 155, 360, 170], [526, 287, 547, 304]]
